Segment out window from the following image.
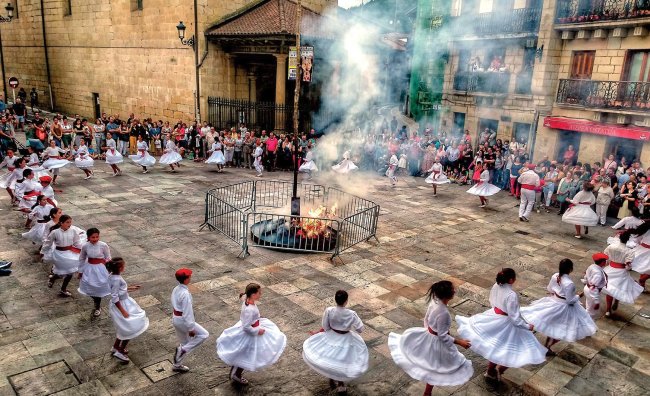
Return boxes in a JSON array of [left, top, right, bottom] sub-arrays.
[[132, 0, 143, 11], [63, 0, 71, 16], [478, 118, 498, 146], [513, 122, 531, 146], [460, 0, 479, 15], [624, 51, 650, 82], [570, 51, 595, 79], [453, 112, 466, 135]]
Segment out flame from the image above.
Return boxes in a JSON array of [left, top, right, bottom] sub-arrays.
[[298, 203, 338, 239]]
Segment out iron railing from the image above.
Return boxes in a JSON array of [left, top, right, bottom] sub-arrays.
[[453, 72, 511, 94], [556, 0, 650, 24], [556, 78, 650, 111], [454, 7, 542, 36]]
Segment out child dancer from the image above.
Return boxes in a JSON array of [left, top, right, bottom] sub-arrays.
[[562, 182, 598, 239], [389, 281, 473, 396], [253, 140, 264, 177], [104, 132, 123, 176], [456, 268, 546, 382], [521, 259, 597, 355], [129, 135, 156, 174], [217, 283, 286, 385], [22, 195, 54, 244], [74, 138, 94, 180], [16, 169, 41, 212], [466, 161, 500, 208], [331, 150, 358, 174], [0, 157, 26, 203], [298, 147, 318, 181], [160, 139, 183, 172], [78, 228, 112, 317], [303, 290, 368, 394], [628, 222, 650, 290], [40, 207, 63, 263], [41, 214, 82, 297], [581, 252, 609, 317], [41, 140, 70, 185], [171, 268, 209, 373], [386, 154, 399, 187], [205, 140, 226, 172], [425, 157, 450, 197], [0, 150, 18, 195], [107, 257, 149, 363], [603, 233, 643, 317]]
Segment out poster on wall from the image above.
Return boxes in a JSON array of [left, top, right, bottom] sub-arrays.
[[301, 46, 314, 83], [288, 46, 298, 80]]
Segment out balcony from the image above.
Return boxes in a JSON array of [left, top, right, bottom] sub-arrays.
[[453, 72, 511, 94], [556, 0, 650, 25], [452, 8, 542, 38], [556, 79, 650, 113]]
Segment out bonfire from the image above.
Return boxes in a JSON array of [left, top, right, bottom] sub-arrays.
[[297, 203, 338, 239]]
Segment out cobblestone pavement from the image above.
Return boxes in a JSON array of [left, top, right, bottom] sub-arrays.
[[0, 161, 649, 396]]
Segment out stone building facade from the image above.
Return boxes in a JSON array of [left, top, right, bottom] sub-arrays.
[[0, 0, 336, 123]]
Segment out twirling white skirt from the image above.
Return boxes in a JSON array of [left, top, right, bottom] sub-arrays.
[[43, 226, 86, 265], [425, 173, 450, 185], [42, 158, 70, 170], [456, 311, 547, 368], [331, 159, 358, 174], [129, 152, 156, 167], [632, 245, 650, 274], [299, 160, 318, 172], [520, 297, 597, 342], [159, 151, 183, 165], [22, 222, 48, 244], [205, 151, 226, 165], [0, 172, 16, 189], [388, 328, 473, 386], [109, 297, 149, 340], [603, 266, 643, 304], [30, 166, 49, 180], [466, 182, 500, 197], [105, 149, 124, 165], [562, 205, 598, 226], [78, 263, 111, 297], [216, 318, 287, 372], [302, 330, 369, 382], [51, 249, 80, 276], [75, 156, 94, 169]]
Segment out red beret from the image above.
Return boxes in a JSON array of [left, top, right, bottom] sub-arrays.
[[527, 163, 536, 170], [175, 268, 192, 278], [592, 252, 608, 262], [39, 175, 52, 182]]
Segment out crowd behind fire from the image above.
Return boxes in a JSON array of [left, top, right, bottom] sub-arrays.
[[0, 100, 649, 223]]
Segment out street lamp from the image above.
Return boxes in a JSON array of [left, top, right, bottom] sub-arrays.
[[0, 3, 13, 22], [176, 21, 195, 47]]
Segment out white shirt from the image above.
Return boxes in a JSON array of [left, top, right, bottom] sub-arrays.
[[28, 203, 54, 221], [389, 155, 398, 166], [604, 238, 634, 265], [517, 169, 540, 186], [78, 241, 111, 274], [171, 284, 196, 331], [240, 302, 261, 335], [546, 273, 579, 305], [106, 138, 117, 151], [322, 306, 363, 333], [428, 162, 443, 174], [582, 264, 607, 290], [44, 146, 66, 158], [569, 190, 595, 205], [109, 274, 128, 303], [253, 147, 263, 158], [0, 155, 17, 169], [489, 283, 529, 329], [137, 141, 148, 152], [479, 169, 490, 182], [77, 145, 90, 157], [165, 140, 177, 153], [27, 153, 40, 167], [424, 301, 454, 346], [42, 227, 82, 251], [446, 147, 460, 162]]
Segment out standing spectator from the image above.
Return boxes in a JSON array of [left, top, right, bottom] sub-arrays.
[[390, 116, 398, 133], [233, 132, 243, 168], [118, 121, 130, 155], [12, 99, 26, 131], [17, 88, 27, 103], [243, 131, 253, 169], [129, 120, 138, 155], [29, 88, 38, 112], [562, 145, 576, 165], [61, 116, 73, 149], [603, 154, 617, 174], [93, 119, 105, 153], [446, 141, 460, 173], [265, 132, 279, 171], [542, 164, 559, 212], [51, 118, 63, 147], [596, 179, 614, 226]]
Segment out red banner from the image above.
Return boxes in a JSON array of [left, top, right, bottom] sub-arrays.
[[543, 117, 650, 141]]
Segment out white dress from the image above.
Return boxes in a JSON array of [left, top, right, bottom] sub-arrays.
[[303, 306, 369, 382], [456, 283, 547, 367], [466, 170, 500, 196], [41, 147, 70, 170], [27, 153, 48, 181], [521, 274, 597, 342], [332, 151, 358, 174], [41, 224, 86, 263], [104, 139, 123, 164], [612, 216, 644, 230], [22, 203, 55, 244], [0, 167, 25, 189], [389, 301, 473, 386], [129, 141, 156, 167], [216, 302, 287, 371], [16, 179, 42, 210], [74, 145, 94, 169], [631, 232, 650, 274], [159, 140, 183, 165], [603, 237, 643, 304], [562, 190, 598, 226], [425, 163, 450, 185], [299, 151, 318, 172], [78, 241, 111, 298], [108, 274, 149, 340], [205, 142, 226, 164], [0, 155, 17, 188], [41, 227, 83, 275]]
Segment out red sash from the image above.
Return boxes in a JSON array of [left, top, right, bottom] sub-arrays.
[[609, 261, 626, 269], [494, 307, 508, 315], [331, 328, 350, 334], [251, 320, 260, 328], [56, 245, 81, 253], [173, 309, 183, 316], [641, 242, 650, 249], [521, 184, 536, 190], [427, 327, 438, 335], [87, 258, 106, 265]]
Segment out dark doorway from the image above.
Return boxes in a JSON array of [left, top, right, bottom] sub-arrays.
[[453, 112, 466, 136], [478, 118, 498, 146], [92, 93, 100, 120], [556, 130, 581, 163], [606, 136, 642, 163]]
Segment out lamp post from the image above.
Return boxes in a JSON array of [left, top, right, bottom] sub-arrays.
[[291, 0, 302, 217], [176, 19, 201, 122], [0, 2, 15, 104]]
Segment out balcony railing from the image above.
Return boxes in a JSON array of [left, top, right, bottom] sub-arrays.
[[556, 79, 650, 112], [454, 8, 542, 36], [556, 0, 650, 24], [453, 72, 511, 94]]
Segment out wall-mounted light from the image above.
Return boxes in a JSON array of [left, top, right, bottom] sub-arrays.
[[176, 21, 195, 48], [535, 44, 544, 61], [0, 3, 14, 23]]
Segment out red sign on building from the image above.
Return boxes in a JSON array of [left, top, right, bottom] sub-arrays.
[[544, 117, 650, 141]]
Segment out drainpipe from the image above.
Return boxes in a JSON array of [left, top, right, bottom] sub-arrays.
[[40, 0, 53, 110], [194, 0, 200, 122], [529, 109, 540, 162]]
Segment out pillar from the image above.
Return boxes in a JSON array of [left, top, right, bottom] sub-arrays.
[[226, 54, 236, 98], [274, 54, 287, 104]]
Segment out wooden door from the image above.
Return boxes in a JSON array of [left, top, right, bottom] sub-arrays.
[[570, 51, 595, 79]]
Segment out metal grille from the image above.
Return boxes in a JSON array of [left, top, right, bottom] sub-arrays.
[[556, 78, 650, 111], [453, 7, 542, 36], [556, 0, 650, 24], [453, 72, 511, 94]]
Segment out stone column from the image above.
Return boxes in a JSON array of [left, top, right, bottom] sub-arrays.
[[274, 54, 288, 131], [248, 73, 257, 126], [226, 54, 236, 98]]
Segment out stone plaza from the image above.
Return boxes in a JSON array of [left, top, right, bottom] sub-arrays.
[[0, 163, 649, 396]]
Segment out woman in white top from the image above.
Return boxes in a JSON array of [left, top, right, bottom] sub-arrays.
[[41, 140, 70, 185], [466, 161, 500, 208], [521, 259, 597, 354], [603, 233, 643, 317], [217, 283, 287, 385], [456, 268, 546, 381], [159, 139, 183, 172], [562, 181, 598, 239], [74, 138, 94, 179], [22, 194, 54, 244], [298, 148, 318, 180], [331, 150, 358, 174], [106, 258, 148, 363], [42, 215, 83, 297], [128, 135, 156, 173], [425, 157, 450, 196], [390, 281, 473, 395], [103, 132, 123, 176], [205, 140, 226, 171], [303, 290, 368, 394], [78, 228, 112, 317]]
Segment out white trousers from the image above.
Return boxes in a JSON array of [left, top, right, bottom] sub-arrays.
[[172, 319, 209, 363], [254, 158, 263, 174], [596, 203, 608, 225], [519, 188, 536, 218], [583, 285, 602, 317]]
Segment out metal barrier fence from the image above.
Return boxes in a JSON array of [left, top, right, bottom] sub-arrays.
[[201, 180, 380, 259]]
